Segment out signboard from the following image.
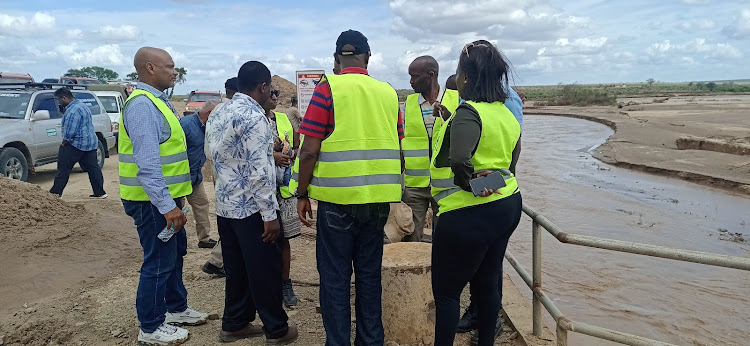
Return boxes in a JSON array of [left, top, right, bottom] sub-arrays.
[[296, 70, 325, 117]]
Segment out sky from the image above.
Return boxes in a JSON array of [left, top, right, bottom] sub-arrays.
[[1, 0, 749, 94]]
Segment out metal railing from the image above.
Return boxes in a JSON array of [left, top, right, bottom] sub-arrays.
[[505, 202, 750, 346]]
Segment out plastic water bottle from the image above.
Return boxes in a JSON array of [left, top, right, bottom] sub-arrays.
[[157, 206, 191, 242]]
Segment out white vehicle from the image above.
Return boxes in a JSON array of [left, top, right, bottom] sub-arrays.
[[0, 83, 117, 181], [93, 90, 124, 140]]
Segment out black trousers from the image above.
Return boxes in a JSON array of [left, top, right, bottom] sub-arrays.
[[49, 144, 105, 196], [432, 193, 522, 346], [217, 213, 289, 339]]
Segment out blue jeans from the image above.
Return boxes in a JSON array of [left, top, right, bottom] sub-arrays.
[[123, 199, 188, 333], [316, 201, 389, 346]]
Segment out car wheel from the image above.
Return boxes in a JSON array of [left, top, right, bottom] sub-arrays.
[[96, 140, 105, 168], [0, 147, 29, 182]]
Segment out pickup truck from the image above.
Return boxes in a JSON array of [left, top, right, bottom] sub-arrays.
[[0, 83, 117, 181], [184, 90, 222, 115]]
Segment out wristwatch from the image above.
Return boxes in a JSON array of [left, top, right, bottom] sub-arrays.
[[293, 188, 309, 199]]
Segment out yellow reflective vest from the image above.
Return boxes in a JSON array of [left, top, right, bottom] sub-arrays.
[[289, 73, 401, 205], [401, 89, 460, 188], [119, 89, 192, 201], [274, 111, 294, 198], [430, 101, 520, 215]]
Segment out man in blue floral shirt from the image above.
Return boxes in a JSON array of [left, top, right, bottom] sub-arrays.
[[205, 61, 297, 344]]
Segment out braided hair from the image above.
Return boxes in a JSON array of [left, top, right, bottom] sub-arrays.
[[457, 40, 510, 103]]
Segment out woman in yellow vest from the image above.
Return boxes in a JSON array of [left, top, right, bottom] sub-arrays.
[[430, 40, 522, 346], [264, 83, 302, 308]]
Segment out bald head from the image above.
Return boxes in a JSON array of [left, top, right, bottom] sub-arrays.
[[199, 99, 219, 123], [408, 55, 440, 95], [133, 47, 177, 92]]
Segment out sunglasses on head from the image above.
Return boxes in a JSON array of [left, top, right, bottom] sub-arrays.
[[271, 90, 280, 97]]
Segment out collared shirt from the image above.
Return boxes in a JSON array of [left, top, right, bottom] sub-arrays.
[[205, 93, 278, 222], [416, 85, 447, 138], [179, 112, 206, 187], [299, 67, 405, 140], [61, 99, 98, 151], [122, 82, 178, 215]]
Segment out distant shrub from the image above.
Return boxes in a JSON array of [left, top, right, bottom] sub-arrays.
[[551, 84, 617, 106]]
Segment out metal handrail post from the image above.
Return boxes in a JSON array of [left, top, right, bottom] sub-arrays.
[[532, 221, 543, 336], [556, 322, 568, 346]]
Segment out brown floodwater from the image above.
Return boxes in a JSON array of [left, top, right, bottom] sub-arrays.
[[506, 115, 750, 345]]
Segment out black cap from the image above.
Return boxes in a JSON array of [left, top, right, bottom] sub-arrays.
[[335, 29, 370, 56]]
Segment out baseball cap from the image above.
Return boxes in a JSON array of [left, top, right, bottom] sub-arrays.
[[335, 29, 370, 56]]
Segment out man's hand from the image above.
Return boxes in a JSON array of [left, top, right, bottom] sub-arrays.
[[164, 207, 187, 233], [273, 152, 292, 167], [297, 197, 313, 227], [262, 219, 281, 242], [433, 103, 451, 120]]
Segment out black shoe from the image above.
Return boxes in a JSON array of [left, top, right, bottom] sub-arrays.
[[198, 239, 218, 248], [202, 262, 226, 277], [470, 317, 503, 346], [89, 193, 108, 199], [282, 279, 299, 307], [457, 303, 479, 333]]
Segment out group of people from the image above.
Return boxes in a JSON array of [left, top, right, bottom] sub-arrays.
[[114, 28, 523, 346]]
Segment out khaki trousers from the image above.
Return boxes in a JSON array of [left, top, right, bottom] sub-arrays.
[[208, 239, 223, 268], [185, 181, 212, 243], [401, 186, 438, 242]]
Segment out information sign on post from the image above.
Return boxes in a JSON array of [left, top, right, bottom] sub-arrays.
[[296, 70, 325, 117]]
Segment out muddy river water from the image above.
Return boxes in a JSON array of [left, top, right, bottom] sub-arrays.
[[506, 115, 750, 345]]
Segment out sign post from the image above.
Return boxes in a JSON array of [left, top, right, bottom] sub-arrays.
[[296, 70, 325, 117]]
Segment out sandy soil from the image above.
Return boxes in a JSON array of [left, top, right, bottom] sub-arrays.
[[525, 94, 750, 195], [0, 158, 521, 346]]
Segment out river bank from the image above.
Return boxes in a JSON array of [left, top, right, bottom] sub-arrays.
[[525, 94, 750, 196]]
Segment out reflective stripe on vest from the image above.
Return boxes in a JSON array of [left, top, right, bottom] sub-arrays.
[[274, 112, 295, 199], [401, 89, 459, 188], [118, 89, 192, 201], [304, 73, 402, 205], [430, 101, 520, 215]]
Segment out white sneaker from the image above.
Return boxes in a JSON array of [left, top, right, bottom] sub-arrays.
[[138, 323, 189, 345], [165, 307, 208, 326]]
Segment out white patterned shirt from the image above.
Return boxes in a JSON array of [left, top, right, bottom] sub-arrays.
[[205, 93, 278, 221]]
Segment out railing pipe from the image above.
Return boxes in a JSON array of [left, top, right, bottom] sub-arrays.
[[505, 251, 564, 320], [532, 221, 543, 336], [522, 203, 750, 271], [566, 320, 676, 346]]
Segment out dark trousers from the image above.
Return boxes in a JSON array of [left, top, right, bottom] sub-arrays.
[[122, 199, 188, 333], [432, 193, 522, 346], [49, 144, 105, 196], [217, 213, 289, 339], [316, 201, 389, 346]]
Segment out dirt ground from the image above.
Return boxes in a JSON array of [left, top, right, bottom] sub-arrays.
[[0, 158, 521, 346], [526, 94, 750, 195]]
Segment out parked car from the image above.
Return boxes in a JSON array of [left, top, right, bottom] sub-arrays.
[[0, 83, 117, 181], [92, 90, 125, 143], [59, 75, 101, 85], [184, 90, 221, 115], [0, 72, 34, 83]]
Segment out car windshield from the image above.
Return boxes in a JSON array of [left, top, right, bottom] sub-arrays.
[[0, 93, 31, 119], [0, 77, 32, 83], [99, 96, 119, 113], [189, 93, 221, 102], [78, 79, 101, 85]]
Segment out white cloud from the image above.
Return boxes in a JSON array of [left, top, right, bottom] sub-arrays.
[[722, 9, 750, 39], [97, 25, 140, 41], [681, 0, 709, 4], [541, 37, 609, 56], [0, 12, 55, 37], [56, 44, 130, 67], [66, 29, 82, 39], [647, 38, 742, 61], [676, 19, 715, 31]]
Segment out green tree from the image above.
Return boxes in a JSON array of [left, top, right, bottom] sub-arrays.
[[169, 67, 187, 98], [125, 72, 138, 81], [646, 78, 655, 86], [706, 82, 717, 91], [66, 66, 119, 82]]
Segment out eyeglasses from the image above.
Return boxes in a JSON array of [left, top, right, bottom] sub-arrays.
[[271, 90, 280, 97]]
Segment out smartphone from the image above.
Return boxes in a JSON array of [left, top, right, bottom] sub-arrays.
[[469, 171, 507, 197]]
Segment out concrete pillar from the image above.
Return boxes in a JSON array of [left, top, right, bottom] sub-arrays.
[[381, 242, 435, 346]]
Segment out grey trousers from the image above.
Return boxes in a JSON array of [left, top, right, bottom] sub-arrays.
[[401, 186, 438, 242]]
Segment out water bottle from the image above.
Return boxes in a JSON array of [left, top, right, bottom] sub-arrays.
[[157, 206, 191, 242]]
